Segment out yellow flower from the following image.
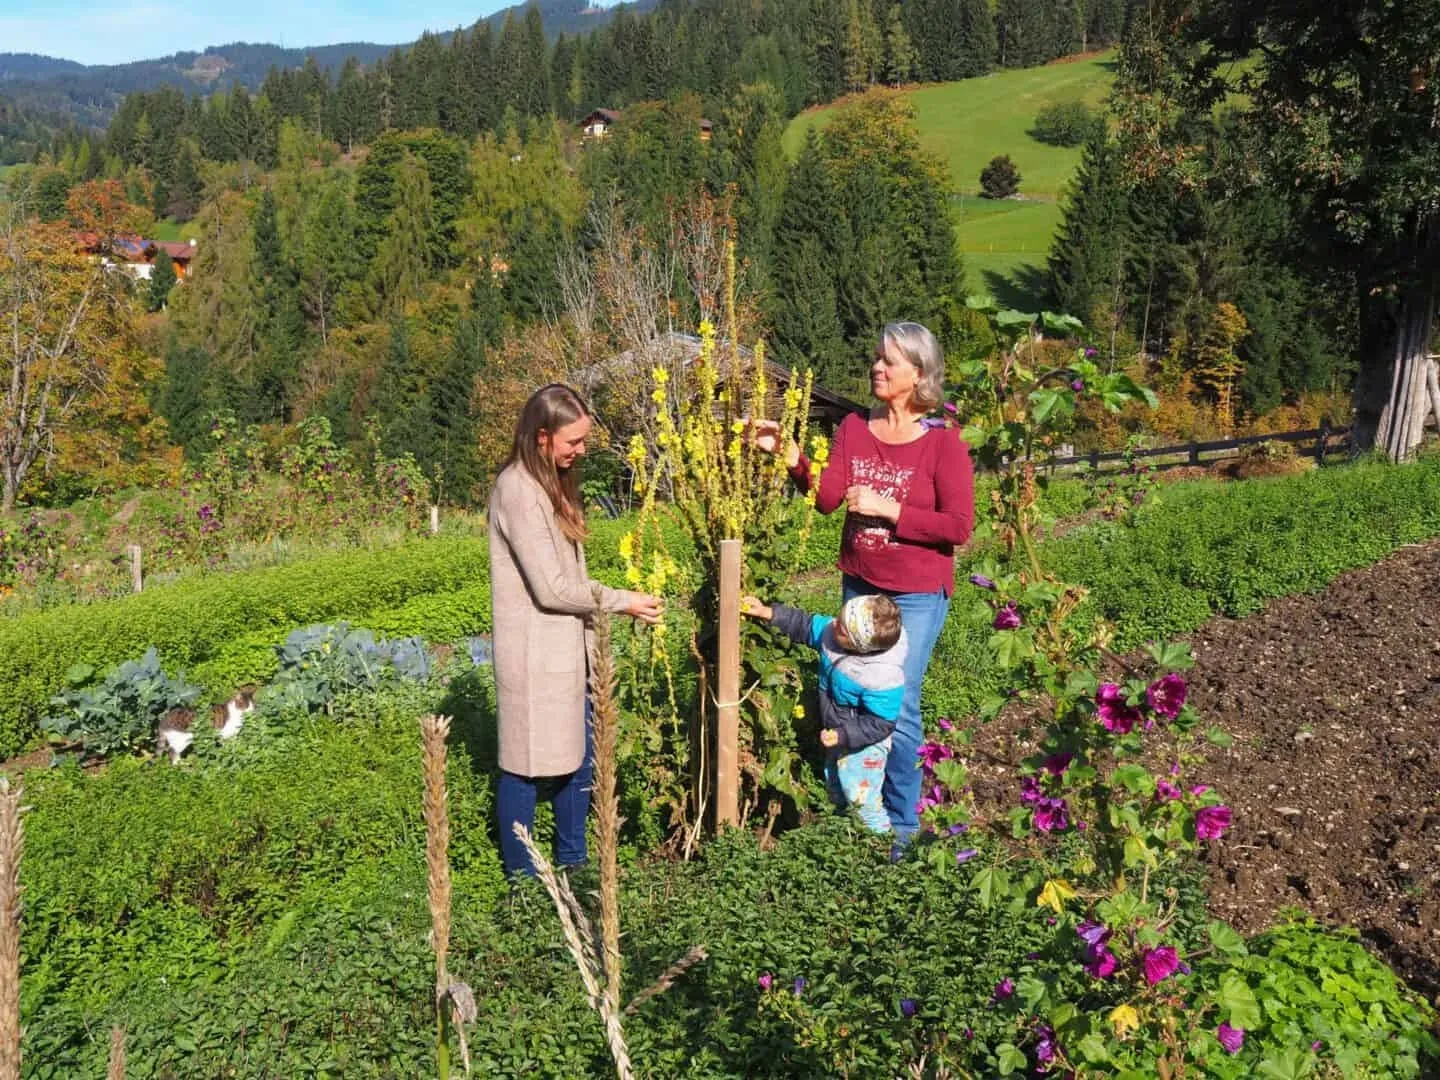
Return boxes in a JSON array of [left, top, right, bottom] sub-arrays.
[[651, 388, 667, 405], [626, 434, 647, 467], [731, 420, 745, 435], [792, 704, 805, 719], [698, 319, 716, 339], [625, 566, 643, 586], [1109, 1004, 1140, 1039], [1036, 878, 1077, 914], [618, 532, 635, 560], [652, 366, 669, 385], [784, 388, 801, 409]]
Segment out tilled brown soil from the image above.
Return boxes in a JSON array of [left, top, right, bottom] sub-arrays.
[[959, 538, 1440, 996]]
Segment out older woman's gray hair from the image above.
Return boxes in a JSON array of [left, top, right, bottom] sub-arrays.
[[880, 321, 945, 412]]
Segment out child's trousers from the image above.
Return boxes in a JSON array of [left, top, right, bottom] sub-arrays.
[[826, 736, 892, 833]]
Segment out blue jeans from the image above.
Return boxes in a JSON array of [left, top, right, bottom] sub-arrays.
[[843, 575, 951, 841], [497, 701, 593, 878]]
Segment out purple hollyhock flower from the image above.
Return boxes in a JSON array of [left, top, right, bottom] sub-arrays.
[[1216, 1023, 1245, 1053], [992, 977, 1015, 1001], [1042, 752, 1073, 776], [1142, 946, 1180, 985], [758, 973, 773, 991], [992, 602, 1022, 630], [1191, 784, 1210, 796], [1156, 780, 1181, 802], [956, 848, 979, 863], [1033, 796, 1069, 833], [1084, 347, 1097, 358], [793, 976, 807, 995], [900, 998, 918, 1019], [918, 741, 953, 769], [938, 718, 954, 732], [1311, 1040, 1322, 1051], [1146, 673, 1188, 719], [1020, 776, 1042, 805], [917, 784, 946, 813], [969, 572, 996, 590], [1076, 921, 1110, 948], [1084, 946, 1118, 979], [948, 822, 969, 835], [1095, 683, 1144, 734], [1070, 378, 1084, 392], [1195, 805, 1233, 841], [944, 401, 958, 414], [1034, 1024, 1057, 1064]]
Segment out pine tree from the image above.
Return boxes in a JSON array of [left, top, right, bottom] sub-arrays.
[[147, 249, 177, 312], [157, 343, 218, 461], [1049, 129, 1129, 335], [372, 153, 435, 314], [249, 188, 307, 422], [883, 4, 917, 86]]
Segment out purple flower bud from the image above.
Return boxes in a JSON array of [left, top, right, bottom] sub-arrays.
[[992, 978, 1014, 1001], [956, 848, 979, 863], [947, 822, 969, 835], [1071, 378, 1084, 391], [943, 401, 958, 414], [758, 973, 773, 991], [793, 976, 806, 995], [900, 998, 918, 1019], [969, 572, 996, 590]]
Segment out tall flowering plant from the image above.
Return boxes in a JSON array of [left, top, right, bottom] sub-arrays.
[[621, 243, 822, 846], [919, 303, 1243, 1073]]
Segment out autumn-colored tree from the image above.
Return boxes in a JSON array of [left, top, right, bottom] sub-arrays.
[[0, 213, 151, 509], [64, 179, 153, 255]]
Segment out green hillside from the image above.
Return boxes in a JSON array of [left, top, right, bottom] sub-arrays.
[[784, 52, 1116, 309]]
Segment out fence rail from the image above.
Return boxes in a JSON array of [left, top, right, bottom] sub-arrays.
[[1048, 422, 1352, 473]]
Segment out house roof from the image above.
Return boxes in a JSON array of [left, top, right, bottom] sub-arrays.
[[76, 233, 195, 261], [581, 108, 623, 124]]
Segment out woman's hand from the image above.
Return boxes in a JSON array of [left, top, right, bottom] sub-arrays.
[[747, 418, 801, 468], [626, 593, 665, 624], [844, 485, 900, 523], [739, 595, 772, 620]]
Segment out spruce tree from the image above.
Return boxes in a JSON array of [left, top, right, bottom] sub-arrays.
[[147, 249, 177, 312], [1049, 129, 1128, 327]]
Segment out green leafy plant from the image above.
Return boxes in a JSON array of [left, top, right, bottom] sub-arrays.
[[41, 648, 202, 758]]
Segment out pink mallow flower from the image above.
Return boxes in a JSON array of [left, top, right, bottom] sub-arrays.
[[758, 973, 774, 991], [1033, 797, 1069, 833], [1195, 805, 1233, 841], [1096, 683, 1144, 734], [918, 741, 953, 770], [1042, 752, 1073, 776], [1216, 1023, 1245, 1054], [1146, 673, 1188, 719], [1156, 780, 1181, 802], [1142, 946, 1180, 985]]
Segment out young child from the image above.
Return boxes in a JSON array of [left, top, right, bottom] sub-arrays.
[[741, 593, 907, 833]]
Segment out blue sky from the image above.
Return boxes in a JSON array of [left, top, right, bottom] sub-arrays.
[[0, 2, 515, 66]]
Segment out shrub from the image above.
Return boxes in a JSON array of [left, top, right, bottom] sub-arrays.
[[1031, 101, 1100, 146], [41, 648, 202, 758], [980, 154, 1021, 199]]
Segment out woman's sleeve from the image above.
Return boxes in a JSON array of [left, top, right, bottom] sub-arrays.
[[493, 480, 609, 616], [789, 414, 851, 514], [892, 435, 975, 546]]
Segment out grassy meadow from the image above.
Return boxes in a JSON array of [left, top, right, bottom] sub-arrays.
[[784, 52, 1117, 309]]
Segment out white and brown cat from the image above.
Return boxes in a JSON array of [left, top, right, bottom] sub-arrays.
[[156, 687, 256, 762]]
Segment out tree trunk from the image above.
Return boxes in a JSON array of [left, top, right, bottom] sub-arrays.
[[1355, 218, 1439, 460]]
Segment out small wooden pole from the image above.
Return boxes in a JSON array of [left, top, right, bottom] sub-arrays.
[[716, 539, 741, 830], [1316, 418, 1330, 466], [127, 545, 142, 594], [429, 505, 440, 535]]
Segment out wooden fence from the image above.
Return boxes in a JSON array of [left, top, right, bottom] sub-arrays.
[[1047, 421, 1352, 474]]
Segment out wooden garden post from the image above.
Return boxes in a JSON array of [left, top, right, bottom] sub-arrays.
[[127, 545, 142, 594], [716, 539, 741, 829]]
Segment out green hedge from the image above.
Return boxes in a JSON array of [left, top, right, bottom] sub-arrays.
[[0, 538, 489, 755]]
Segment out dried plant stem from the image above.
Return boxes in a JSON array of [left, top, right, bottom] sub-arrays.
[[420, 714, 454, 1080], [107, 1026, 125, 1080], [623, 945, 709, 1015], [0, 778, 22, 1080], [513, 823, 633, 1080], [587, 589, 624, 1012]]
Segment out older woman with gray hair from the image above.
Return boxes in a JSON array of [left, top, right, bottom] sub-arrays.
[[754, 321, 974, 851]]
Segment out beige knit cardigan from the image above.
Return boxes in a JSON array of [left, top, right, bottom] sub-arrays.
[[487, 463, 634, 777]]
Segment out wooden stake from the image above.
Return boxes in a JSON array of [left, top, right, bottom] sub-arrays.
[[716, 539, 741, 829], [127, 545, 142, 594], [429, 505, 440, 535]]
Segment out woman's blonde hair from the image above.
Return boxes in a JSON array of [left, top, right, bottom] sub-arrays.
[[881, 321, 945, 413], [506, 383, 590, 543]]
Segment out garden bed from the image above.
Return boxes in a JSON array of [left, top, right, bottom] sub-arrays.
[[961, 536, 1440, 997]]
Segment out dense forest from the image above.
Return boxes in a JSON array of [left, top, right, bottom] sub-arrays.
[[2, 0, 1434, 512]]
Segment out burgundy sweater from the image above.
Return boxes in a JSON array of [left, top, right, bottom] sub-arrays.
[[793, 413, 975, 596]]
